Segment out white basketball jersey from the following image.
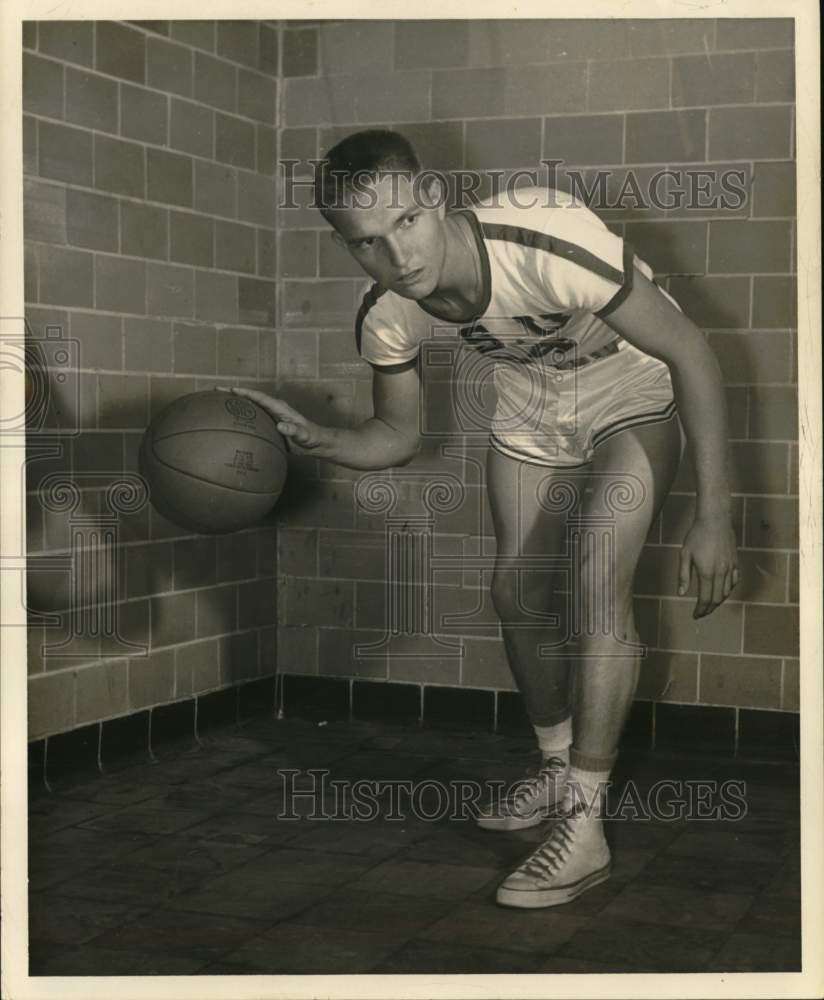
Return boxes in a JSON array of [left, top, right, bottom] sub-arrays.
[[355, 187, 678, 375]]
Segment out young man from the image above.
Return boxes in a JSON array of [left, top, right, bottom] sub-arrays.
[[233, 130, 738, 909]]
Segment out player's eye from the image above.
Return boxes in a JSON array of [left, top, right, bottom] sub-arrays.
[[401, 213, 419, 228], [354, 237, 375, 251]]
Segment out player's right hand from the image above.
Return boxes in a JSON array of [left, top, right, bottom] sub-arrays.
[[222, 387, 326, 452]]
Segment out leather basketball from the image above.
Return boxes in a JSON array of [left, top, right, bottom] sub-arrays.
[[139, 390, 287, 534]]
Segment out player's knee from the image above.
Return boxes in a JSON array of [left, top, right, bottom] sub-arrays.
[[490, 564, 555, 622]]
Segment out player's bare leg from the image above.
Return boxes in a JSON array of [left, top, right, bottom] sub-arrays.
[[478, 448, 588, 830], [497, 415, 681, 906], [571, 415, 681, 766]]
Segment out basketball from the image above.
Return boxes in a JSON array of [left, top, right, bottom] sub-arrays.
[[139, 390, 288, 534]]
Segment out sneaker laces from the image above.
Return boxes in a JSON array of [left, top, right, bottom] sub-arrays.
[[519, 806, 581, 879], [508, 755, 568, 810]]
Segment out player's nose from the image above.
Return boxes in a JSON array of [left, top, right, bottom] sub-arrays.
[[385, 236, 410, 270]]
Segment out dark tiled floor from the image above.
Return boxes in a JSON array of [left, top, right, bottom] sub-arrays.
[[29, 714, 801, 975]]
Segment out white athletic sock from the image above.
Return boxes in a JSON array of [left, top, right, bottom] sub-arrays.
[[533, 717, 572, 765], [564, 764, 611, 817]]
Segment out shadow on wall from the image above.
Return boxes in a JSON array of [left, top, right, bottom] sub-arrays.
[[24, 357, 255, 680]]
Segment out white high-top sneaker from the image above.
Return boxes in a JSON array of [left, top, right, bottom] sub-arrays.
[[476, 755, 568, 832], [495, 800, 611, 907]]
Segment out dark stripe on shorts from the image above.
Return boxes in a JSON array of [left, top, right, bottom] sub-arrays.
[[591, 398, 677, 449], [480, 222, 627, 287]]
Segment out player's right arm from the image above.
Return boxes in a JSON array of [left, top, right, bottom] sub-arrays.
[[228, 363, 422, 471], [231, 283, 424, 469]]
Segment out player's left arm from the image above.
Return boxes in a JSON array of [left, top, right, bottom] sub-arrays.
[[602, 271, 739, 619]]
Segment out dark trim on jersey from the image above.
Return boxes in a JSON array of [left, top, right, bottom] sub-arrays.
[[594, 241, 636, 319], [591, 398, 677, 449], [480, 220, 628, 288], [354, 283, 389, 357], [366, 356, 419, 375], [417, 209, 493, 325], [462, 209, 492, 316], [489, 435, 592, 469], [355, 213, 632, 369]]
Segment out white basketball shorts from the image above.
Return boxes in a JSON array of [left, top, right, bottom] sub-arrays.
[[489, 340, 680, 468]]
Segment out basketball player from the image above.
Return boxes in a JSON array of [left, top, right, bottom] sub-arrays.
[[232, 130, 739, 909]]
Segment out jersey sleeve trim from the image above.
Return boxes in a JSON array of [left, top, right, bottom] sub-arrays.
[[594, 240, 636, 319], [354, 283, 389, 356], [480, 221, 626, 286], [366, 356, 419, 375]]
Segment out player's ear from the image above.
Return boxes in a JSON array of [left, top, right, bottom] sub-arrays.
[[331, 230, 347, 251]]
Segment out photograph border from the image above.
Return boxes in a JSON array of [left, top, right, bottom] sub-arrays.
[[2, 2, 821, 998]]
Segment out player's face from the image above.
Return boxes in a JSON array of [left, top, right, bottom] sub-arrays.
[[330, 174, 447, 299]]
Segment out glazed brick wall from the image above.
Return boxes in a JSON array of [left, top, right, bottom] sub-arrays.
[[273, 18, 799, 725], [24, 20, 280, 738]]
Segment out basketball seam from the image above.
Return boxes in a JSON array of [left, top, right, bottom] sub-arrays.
[[148, 443, 286, 496], [152, 428, 287, 454]]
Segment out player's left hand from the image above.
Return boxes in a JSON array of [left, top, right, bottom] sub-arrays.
[[678, 517, 739, 619]]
